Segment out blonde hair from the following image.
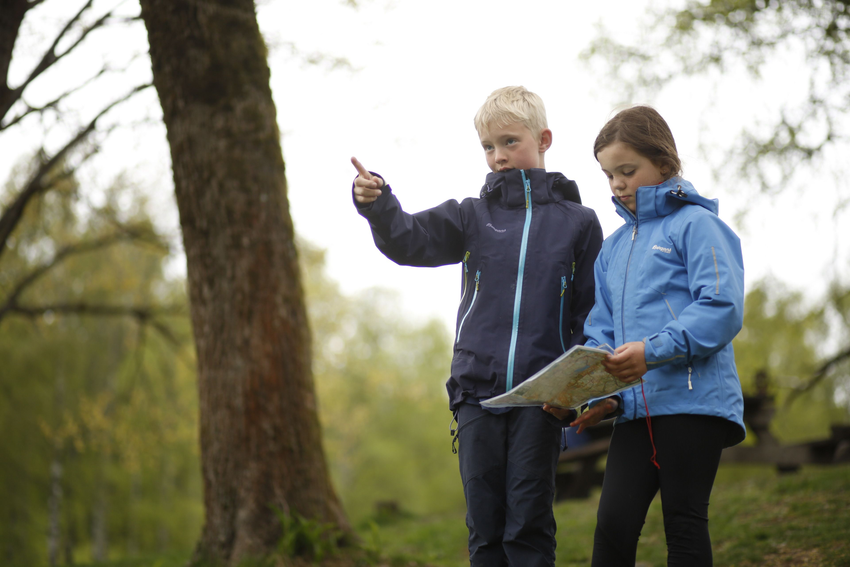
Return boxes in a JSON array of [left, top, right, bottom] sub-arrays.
[[474, 86, 548, 138]]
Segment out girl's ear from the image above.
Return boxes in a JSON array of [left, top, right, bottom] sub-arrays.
[[538, 128, 553, 153]]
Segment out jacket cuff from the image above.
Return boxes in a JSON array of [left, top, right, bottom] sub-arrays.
[[643, 332, 682, 367], [351, 171, 387, 211], [587, 395, 623, 419]]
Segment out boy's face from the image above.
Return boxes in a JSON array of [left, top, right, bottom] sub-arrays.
[[479, 121, 551, 173], [596, 141, 667, 213]]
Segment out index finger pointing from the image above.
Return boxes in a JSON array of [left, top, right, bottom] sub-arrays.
[[350, 156, 372, 180]]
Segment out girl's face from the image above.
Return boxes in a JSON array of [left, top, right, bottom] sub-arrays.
[[596, 141, 667, 213]]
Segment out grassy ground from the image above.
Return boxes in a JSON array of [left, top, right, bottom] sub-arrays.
[[364, 464, 850, 567], [77, 464, 849, 567]]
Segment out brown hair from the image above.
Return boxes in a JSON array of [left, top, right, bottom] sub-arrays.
[[593, 106, 681, 180]]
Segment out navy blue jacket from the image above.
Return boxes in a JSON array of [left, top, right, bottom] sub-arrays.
[[355, 168, 603, 411]]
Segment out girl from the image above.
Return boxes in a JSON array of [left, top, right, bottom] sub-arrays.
[[564, 106, 746, 566]]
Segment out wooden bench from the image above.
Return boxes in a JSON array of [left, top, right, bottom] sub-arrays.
[[555, 420, 613, 500], [554, 378, 850, 499]]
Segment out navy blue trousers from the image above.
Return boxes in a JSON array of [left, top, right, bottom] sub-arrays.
[[592, 414, 732, 567], [456, 404, 562, 567]]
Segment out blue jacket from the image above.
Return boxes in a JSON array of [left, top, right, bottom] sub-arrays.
[[585, 177, 746, 446], [355, 168, 604, 411]]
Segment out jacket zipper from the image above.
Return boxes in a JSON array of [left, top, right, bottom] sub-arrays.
[[622, 220, 638, 344], [460, 250, 471, 301], [456, 269, 480, 343], [506, 170, 533, 391], [620, 204, 639, 417], [559, 276, 568, 352]]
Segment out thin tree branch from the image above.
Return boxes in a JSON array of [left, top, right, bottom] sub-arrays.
[[6, 302, 184, 318], [0, 0, 106, 119], [785, 345, 850, 407], [0, 226, 162, 320], [0, 82, 152, 261], [0, 65, 108, 131], [5, 301, 191, 364]]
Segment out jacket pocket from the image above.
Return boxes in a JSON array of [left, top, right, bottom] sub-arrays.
[[557, 262, 576, 352], [456, 269, 480, 344]]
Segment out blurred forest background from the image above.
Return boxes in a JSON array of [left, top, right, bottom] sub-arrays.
[[1, 0, 850, 566]]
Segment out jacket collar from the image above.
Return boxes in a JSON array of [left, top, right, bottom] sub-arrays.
[[481, 169, 581, 208], [613, 177, 719, 223]]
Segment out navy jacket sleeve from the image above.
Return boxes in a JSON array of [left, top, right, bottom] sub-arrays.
[[353, 175, 467, 267], [568, 210, 604, 348]]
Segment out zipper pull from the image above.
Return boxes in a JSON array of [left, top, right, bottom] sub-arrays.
[[632, 225, 637, 241], [463, 251, 470, 273], [571, 261, 576, 282], [560, 276, 567, 297], [688, 367, 693, 390], [475, 270, 480, 291]]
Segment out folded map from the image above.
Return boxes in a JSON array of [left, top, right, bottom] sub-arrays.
[[481, 344, 641, 410]]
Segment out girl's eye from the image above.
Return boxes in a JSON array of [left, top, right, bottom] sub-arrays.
[[623, 170, 635, 176]]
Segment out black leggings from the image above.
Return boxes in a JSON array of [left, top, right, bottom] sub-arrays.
[[592, 414, 731, 567]]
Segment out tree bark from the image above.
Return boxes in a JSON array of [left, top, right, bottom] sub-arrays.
[[137, 1, 350, 564]]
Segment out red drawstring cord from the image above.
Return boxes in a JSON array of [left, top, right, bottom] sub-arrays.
[[640, 380, 660, 469]]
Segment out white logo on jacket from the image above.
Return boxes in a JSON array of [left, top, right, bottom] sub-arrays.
[[652, 244, 672, 254]]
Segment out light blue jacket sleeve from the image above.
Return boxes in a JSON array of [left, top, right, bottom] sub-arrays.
[[644, 211, 744, 367], [583, 246, 616, 350], [583, 247, 621, 412]]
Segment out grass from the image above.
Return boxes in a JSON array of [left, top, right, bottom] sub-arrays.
[[361, 464, 850, 567], [75, 464, 850, 567]]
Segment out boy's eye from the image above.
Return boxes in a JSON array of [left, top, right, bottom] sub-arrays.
[[483, 145, 493, 151], [506, 138, 517, 145]]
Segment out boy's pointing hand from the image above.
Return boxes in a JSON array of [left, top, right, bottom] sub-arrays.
[[351, 156, 384, 204]]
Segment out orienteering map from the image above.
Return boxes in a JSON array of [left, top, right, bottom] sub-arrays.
[[481, 344, 641, 410]]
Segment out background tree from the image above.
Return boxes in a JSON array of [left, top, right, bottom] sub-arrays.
[[0, 167, 200, 566], [583, 0, 850, 193], [137, 1, 350, 564], [301, 242, 464, 525], [733, 278, 850, 442]]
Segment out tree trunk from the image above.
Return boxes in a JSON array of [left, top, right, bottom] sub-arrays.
[[137, 1, 350, 564]]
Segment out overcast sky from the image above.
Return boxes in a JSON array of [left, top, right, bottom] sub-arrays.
[[5, 0, 847, 336]]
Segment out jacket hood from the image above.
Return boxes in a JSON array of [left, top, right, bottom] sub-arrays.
[[480, 168, 582, 206], [614, 177, 718, 222]]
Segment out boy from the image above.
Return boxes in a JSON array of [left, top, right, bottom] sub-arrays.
[[350, 86, 603, 566]]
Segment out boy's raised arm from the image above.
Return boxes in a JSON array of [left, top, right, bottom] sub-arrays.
[[351, 156, 384, 204]]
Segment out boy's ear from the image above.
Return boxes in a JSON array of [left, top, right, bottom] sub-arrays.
[[538, 129, 553, 153]]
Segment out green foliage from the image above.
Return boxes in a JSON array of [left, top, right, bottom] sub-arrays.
[[732, 277, 850, 442], [300, 242, 464, 526], [356, 465, 850, 567], [271, 507, 343, 563], [582, 0, 850, 190], [0, 165, 202, 565]]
